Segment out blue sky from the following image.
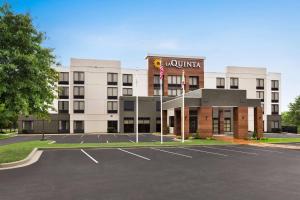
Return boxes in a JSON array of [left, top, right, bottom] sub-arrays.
[[4, 0, 300, 111]]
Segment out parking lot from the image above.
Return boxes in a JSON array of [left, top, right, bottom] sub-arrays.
[[1, 145, 300, 200], [0, 134, 174, 146]]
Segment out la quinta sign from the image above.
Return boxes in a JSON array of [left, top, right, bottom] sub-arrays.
[[164, 59, 201, 68]]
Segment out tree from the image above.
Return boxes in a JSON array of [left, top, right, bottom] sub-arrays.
[[0, 3, 58, 129], [282, 96, 300, 129]]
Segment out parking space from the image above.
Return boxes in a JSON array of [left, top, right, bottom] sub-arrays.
[[1, 145, 300, 200]]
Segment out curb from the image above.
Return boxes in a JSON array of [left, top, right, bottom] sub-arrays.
[[0, 148, 43, 170]]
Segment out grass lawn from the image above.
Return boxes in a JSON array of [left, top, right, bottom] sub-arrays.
[[256, 137, 300, 143], [0, 139, 231, 164], [0, 134, 14, 140]]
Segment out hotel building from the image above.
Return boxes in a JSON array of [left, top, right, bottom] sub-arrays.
[[18, 54, 281, 138]]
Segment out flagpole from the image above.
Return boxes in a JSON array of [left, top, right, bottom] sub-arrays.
[[181, 70, 185, 143], [160, 60, 163, 144], [136, 69, 139, 143]]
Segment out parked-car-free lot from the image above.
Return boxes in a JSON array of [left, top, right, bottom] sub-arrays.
[[0, 134, 174, 146], [1, 145, 300, 200]]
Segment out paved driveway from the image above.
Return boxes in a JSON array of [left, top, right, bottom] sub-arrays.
[[1, 145, 300, 200]]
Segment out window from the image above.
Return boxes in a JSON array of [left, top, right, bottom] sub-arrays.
[[107, 121, 118, 133], [216, 78, 225, 89], [230, 78, 239, 89], [107, 73, 118, 85], [256, 79, 264, 89], [168, 89, 181, 96], [59, 72, 69, 84], [73, 72, 84, 84], [58, 101, 69, 113], [58, 87, 69, 99], [107, 101, 118, 113], [169, 116, 174, 127], [156, 101, 161, 111], [124, 117, 134, 133], [73, 86, 84, 99], [153, 75, 162, 95], [124, 101, 134, 111], [271, 80, 279, 90], [138, 117, 150, 133], [107, 87, 118, 99], [272, 92, 279, 103], [156, 117, 161, 132], [272, 104, 279, 114], [154, 89, 160, 96], [59, 120, 69, 133], [22, 121, 33, 131], [189, 76, 199, 90], [153, 75, 160, 85], [261, 104, 264, 114], [256, 91, 264, 102], [74, 101, 84, 113], [123, 74, 133, 86], [168, 75, 182, 86], [271, 121, 280, 129], [213, 118, 219, 133], [224, 118, 231, 132], [74, 121, 84, 133], [123, 88, 133, 96]]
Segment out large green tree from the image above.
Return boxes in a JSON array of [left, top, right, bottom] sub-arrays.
[[0, 3, 58, 128], [282, 96, 300, 128]]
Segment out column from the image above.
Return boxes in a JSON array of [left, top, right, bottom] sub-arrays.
[[174, 108, 181, 136], [219, 108, 224, 134], [183, 107, 189, 138], [254, 106, 264, 139], [163, 110, 168, 134], [198, 106, 213, 139], [233, 107, 248, 139]]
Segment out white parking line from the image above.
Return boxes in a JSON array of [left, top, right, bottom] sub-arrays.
[[118, 148, 151, 160], [129, 140, 135, 143], [150, 148, 192, 158], [80, 149, 99, 164], [180, 147, 228, 157], [48, 141, 56, 144], [80, 141, 84, 144], [201, 146, 258, 155], [228, 145, 284, 153]]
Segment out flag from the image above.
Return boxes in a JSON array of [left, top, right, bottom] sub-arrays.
[[160, 61, 164, 80]]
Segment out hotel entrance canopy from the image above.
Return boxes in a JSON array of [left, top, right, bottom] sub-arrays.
[[162, 89, 261, 110]]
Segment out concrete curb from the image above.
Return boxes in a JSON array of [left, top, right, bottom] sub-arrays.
[[0, 148, 43, 170]]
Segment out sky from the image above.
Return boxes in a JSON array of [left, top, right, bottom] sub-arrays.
[[3, 0, 300, 111]]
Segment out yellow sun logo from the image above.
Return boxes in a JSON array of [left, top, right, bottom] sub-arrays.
[[153, 58, 161, 69]]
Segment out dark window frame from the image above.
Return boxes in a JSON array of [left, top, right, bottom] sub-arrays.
[[107, 73, 118, 85], [73, 86, 85, 99], [107, 101, 118, 114], [122, 74, 133, 86], [59, 72, 69, 84], [58, 101, 69, 113], [73, 71, 84, 84], [216, 77, 225, 89], [73, 101, 85, 113], [107, 87, 118, 99]]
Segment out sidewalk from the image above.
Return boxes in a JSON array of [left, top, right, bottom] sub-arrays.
[[213, 135, 300, 150]]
